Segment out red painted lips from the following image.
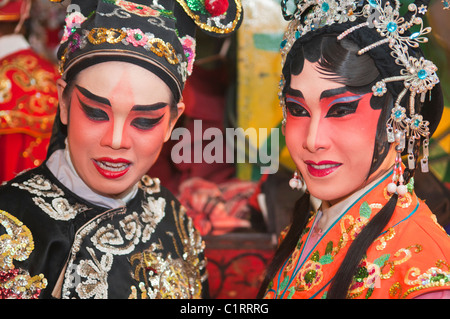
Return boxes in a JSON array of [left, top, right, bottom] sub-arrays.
[[305, 160, 342, 177], [93, 157, 131, 179]]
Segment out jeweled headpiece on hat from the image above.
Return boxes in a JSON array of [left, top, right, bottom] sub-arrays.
[[49, 0, 243, 102], [279, 0, 447, 196]]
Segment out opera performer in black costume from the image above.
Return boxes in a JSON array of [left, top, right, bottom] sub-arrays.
[[0, 0, 242, 299]]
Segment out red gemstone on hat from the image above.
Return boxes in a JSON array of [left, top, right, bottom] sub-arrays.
[[205, 0, 229, 17]]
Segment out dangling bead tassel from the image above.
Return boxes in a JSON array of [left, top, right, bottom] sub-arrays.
[[387, 153, 400, 195], [386, 124, 395, 143], [289, 170, 303, 190], [387, 180, 398, 195], [407, 136, 415, 170], [397, 130, 406, 151], [421, 138, 429, 173], [387, 152, 407, 196], [397, 172, 408, 197]]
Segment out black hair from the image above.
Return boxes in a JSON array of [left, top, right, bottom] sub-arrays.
[[257, 35, 411, 299]]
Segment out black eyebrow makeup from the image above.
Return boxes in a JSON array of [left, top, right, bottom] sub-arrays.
[[75, 85, 111, 106]]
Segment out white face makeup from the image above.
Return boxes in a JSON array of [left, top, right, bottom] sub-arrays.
[[57, 61, 184, 198], [284, 60, 392, 205]]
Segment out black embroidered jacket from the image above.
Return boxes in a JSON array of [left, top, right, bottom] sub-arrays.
[[0, 164, 208, 299]]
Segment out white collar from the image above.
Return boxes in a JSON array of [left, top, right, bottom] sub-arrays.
[[0, 34, 30, 60]]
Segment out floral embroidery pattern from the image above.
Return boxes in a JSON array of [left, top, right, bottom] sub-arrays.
[[125, 28, 149, 47], [266, 173, 450, 299], [0, 54, 58, 138], [180, 35, 196, 76], [60, 26, 181, 75], [91, 195, 165, 255], [296, 260, 324, 290], [12, 174, 63, 198], [271, 199, 400, 299], [129, 202, 206, 299], [61, 11, 87, 43], [0, 78, 11, 104], [340, 201, 372, 245], [68, 33, 83, 53], [129, 242, 193, 299], [33, 197, 89, 221], [348, 255, 389, 299], [88, 176, 164, 256], [376, 227, 395, 251], [75, 247, 113, 299], [389, 262, 450, 298], [141, 197, 166, 243], [59, 175, 205, 299], [400, 260, 450, 298], [277, 236, 333, 298], [12, 174, 89, 221], [61, 207, 127, 299], [87, 27, 180, 65], [110, 0, 161, 17], [349, 245, 450, 298]]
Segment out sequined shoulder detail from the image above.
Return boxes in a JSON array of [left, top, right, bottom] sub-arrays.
[[0, 210, 48, 299], [11, 174, 89, 221]]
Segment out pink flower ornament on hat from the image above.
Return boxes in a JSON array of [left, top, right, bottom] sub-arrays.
[[61, 11, 87, 43], [180, 35, 196, 76], [126, 29, 148, 47]]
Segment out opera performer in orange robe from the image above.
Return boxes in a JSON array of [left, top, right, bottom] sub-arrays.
[[258, 0, 450, 299]]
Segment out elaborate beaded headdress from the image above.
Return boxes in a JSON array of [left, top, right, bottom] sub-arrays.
[[279, 0, 447, 196]]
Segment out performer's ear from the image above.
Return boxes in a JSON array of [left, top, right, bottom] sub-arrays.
[[164, 101, 185, 142], [56, 78, 69, 125]]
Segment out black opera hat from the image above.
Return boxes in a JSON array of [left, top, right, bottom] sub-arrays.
[[46, 0, 243, 158], [50, 0, 243, 102]]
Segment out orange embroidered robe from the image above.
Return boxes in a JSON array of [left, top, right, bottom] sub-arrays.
[[263, 172, 450, 299], [0, 46, 59, 183]]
